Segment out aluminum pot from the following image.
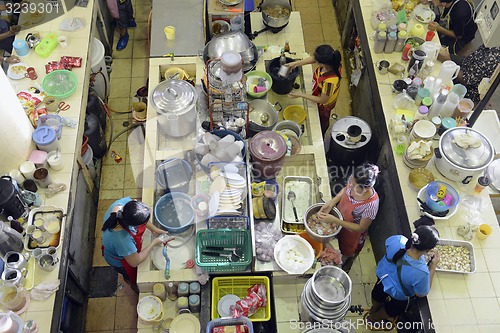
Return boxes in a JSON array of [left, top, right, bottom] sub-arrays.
[[312, 266, 352, 306], [261, 0, 291, 29], [248, 100, 281, 136], [4, 252, 29, 271], [304, 204, 343, 243], [202, 31, 258, 72], [273, 120, 302, 138], [434, 127, 495, 184], [151, 79, 197, 137]]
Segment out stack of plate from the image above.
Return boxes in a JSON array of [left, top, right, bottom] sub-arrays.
[[410, 120, 436, 141], [209, 166, 247, 216], [403, 145, 433, 169]]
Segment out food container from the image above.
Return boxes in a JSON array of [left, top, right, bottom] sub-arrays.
[[155, 158, 193, 194], [435, 128, 495, 184], [24, 206, 65, 251], [273, 120, 302, 138], [261, 0, 291, 29], [304, 204, 343, 243], [154, 192, 195, 233], [32, 127, 59, 152], [281, 176, 315, 225], [249, 131, 287, 180], [150, 79, 197, 137], [429, 239, 475, 273], [273, 235, 315, 274]]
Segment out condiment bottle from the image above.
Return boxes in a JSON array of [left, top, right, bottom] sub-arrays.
[[279, 51, 286, 66], [188, 294, 201, 313], [398, 22, 407, 31], [388, 24, 398, 35], [284, 40, 290, 53], [414, 105, 429, 121], [422, 97, 433, 109], [474, 176, 490, 193], [176, 296, 189, 312], [189, 281, 200, 295], [377, 23, 387, 33], [415, 88, 430, 106], [177, 282, 189, 297], [167, 282, 177, 301], [394, 30, 407, 52], [411, 77, 423, 87], [153, 283, 166, 301], [374, 31, 387, 54], [428, 89, 449, 118], [384, 31, 397, 54]]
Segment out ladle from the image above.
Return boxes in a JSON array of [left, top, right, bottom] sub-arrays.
[[202, 251, 239, 262], [287, 191, 299, 222]]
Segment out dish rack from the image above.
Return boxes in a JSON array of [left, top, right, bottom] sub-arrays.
[[211, 276, 271, 322], [205, 59, 249, 136], [195, 229, 252, 273]]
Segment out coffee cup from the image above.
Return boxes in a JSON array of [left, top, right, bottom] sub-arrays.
[[164, 26, 175, 40], [476, 224, 492, 240], [377, 60, 390, 75], [33, 168, 51, 188], [38, 254, 58, 271], [25, 67, 38, 80]]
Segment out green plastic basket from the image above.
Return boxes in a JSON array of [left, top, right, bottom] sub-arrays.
[[41, 70, 78, 100], [195, 229, 252, 273]]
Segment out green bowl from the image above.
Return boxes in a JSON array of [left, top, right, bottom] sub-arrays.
[[245, 70, 273, 98], [42, 70, 78, 100]]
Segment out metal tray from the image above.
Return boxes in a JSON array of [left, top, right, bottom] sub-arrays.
[[24, 206, 65, 251], [430, 239, 476, 274], [281, 176, 315, 224], [281, 220, 306, 234]]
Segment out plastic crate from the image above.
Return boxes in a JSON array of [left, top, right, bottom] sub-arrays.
[[206, 316, 254, 333], [211, 276, 271, 322], [195, 229, 252, 273]]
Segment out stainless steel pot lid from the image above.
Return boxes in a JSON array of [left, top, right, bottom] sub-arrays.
[[485, 158, 500, 192], [151, 79, 197, 115], [330, 116, 371, 149], [439, 128, 494, 169]]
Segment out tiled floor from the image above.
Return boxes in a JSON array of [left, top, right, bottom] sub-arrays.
[[85, 0, 364, 331]]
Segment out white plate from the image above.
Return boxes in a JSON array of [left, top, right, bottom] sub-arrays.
[[210, 176, 227, 194], [217, 294, 240, 317], [220, 171, 245, 182], [413, 6, 436, 24], [170, 313, 200, 333], [223, 164, 240, 174], [151, 242, 194, 270], [215, 210, 241, 216], [7, 63, 28, 80], [209, 192, 220, 217]]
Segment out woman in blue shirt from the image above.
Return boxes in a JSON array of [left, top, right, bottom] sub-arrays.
[[368, 226, 440, 325], [101, 198, 167, 290]]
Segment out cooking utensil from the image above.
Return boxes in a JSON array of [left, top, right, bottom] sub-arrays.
[[202, 251, 239, 262], [205, 246, 243, 258], [287, 191, 299, 222]]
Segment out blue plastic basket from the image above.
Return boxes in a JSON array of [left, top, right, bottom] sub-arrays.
[[206, 316, 254, 333], [425, 181, 459, 213]]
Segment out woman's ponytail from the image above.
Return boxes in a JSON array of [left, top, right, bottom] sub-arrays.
[[391, 233, 417, 263], [391, 226, 439, 263]]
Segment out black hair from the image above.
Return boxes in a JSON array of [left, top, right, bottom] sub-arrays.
[[352, 163, 379, 189], [102, 200, 151, 231], [314, 44, 342, 78], [392, 225, 440, 263]]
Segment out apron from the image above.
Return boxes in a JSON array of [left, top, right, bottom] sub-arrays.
[[438, 0, 474, 54], [313, 67, 340, 135], [102, 223, 146, 285], [337, 185, 379, 257]]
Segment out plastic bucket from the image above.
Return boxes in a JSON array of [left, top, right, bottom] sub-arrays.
[[90, 38, 110, 100], [82, 146, 96, 180], [154, 192, 195, 233]]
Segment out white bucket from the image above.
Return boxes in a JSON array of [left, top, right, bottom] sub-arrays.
[[82, 145, 96, 180], [90, 38, 110, 100]]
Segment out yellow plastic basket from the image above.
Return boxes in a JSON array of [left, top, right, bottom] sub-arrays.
[[211, 276, 271, 322]]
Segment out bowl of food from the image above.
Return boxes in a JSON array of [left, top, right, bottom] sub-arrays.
[[274, 235, 315, 274], [405, 36, 425, 48], [304, 203, 343, 243]]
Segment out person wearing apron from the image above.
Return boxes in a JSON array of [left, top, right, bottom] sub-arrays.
[[366, 226, 440, 328], [101, 198, 167, 290], [427, 0, 477, 54], [286, 44, 342, 136], [317, 163, 380, 272]]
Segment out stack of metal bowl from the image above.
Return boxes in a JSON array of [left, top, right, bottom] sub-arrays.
[[300, 266, 352, 324]]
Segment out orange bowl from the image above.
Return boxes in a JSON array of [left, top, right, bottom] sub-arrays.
[[298, 231, 323, 259]]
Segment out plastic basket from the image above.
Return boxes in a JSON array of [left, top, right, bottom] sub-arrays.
[[211, 276, 271, 322], [195, 229, 251, 273], [206, 316, 254, 332]]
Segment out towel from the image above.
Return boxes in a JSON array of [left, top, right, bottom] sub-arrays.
[[407, 140, 432, 160], [30, 280, 60, 301], [452, 132, 482, 149]]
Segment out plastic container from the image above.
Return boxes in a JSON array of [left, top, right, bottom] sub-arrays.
[[41, 70, 78, 100], [428, 89, 449, 119], [37, 114, 63, 139], [195, 229, 252, 273], [167, 282, 177, 301], [206, 317, 254, 333], [153, 283, 166, 301], [211, 276, 271, 322], [176, 296, 189, 312], [440, 91, 460, 118], [188, 294, 200, 313], [28, 150, 48, 168], [414, 106, 429, 120], [394, 30, 407, 52], [425, 181, 459, 213], [177, 282, 189, 297], [384, 31, 397, 53], [34, 33, 58, 58], [377, 23, 387, 33], [189, 282, 200, 295], [32, 127, 59, 152], [154, 192, 194, 233], [90, 38, 110, 100], [415, 88, 430, 106], [374, 31, 387, 54]]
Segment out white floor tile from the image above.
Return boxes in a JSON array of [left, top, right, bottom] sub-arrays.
[[471, 298, 500, 325]]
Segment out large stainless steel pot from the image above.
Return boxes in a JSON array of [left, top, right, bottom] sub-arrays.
[[435, 127, 495, 184], [151, 79, 197, 137], [261, 0, 291, 28], [248, 100, 280, 135], [202, 31, 258, 72]]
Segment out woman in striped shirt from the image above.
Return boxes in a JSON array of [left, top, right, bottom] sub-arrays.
[[318, 163, 380, 272], [286, 44, 342, 136]]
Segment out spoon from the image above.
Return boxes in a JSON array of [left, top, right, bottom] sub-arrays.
[[287, 191, 299, 222], [202, 251, 239, 262]]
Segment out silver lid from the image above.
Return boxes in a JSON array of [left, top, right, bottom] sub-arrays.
[[330, 116, 371, 149], [439, 128, 494, 169], [151, 79, 197, 115]]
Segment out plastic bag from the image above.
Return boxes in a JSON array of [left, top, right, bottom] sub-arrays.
[[392, 90, 416, 111], [231, 284, 267, 318], [254, 221, 282, 262]]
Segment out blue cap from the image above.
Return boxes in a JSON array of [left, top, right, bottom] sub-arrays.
[[442, 117, 457, 129], [33, 126, 57, 146], [389, 32, 397, 38]]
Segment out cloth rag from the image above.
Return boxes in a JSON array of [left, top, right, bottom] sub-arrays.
[[413, 216, 435, 228], [30, 280, 60, 301], [59, 18, 86, 31], [46, 183, 67, 198], [407, 140, 432, 160], [452, 132, 482, 149]]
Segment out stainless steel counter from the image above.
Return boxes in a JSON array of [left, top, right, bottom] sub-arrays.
[[149, 0, 205, 57]]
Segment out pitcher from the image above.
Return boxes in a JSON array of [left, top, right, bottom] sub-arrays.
[[438, 60, 460, 85], [419, 42, 440, 62]]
